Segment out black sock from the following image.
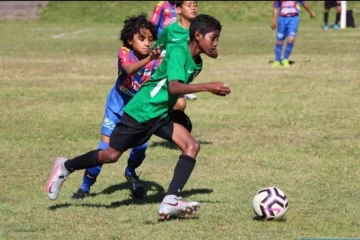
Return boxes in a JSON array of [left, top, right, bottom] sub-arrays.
[[335, 12, 341, 25], [167, 154, 196, 196], [324, 12, 329, 25], [64, 150, 100, 172]]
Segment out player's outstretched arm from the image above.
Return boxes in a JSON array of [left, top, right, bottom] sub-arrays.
[[168, 80, 232, 97], [302, 2, 316, 18], [122, 45, 163, 76]]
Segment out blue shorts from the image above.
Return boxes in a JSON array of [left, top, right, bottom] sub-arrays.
[[101, 86, 128, 136], [276, 15, 299, 41]]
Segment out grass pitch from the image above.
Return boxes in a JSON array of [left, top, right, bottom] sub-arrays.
[[0, 1, 359, 239]]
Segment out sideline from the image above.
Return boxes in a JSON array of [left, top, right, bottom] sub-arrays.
[[52, 29, 94, 39]]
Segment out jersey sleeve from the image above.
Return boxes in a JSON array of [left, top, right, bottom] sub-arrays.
[[150, 2, 164, 28], [298, 0, 305, 6], [118, 47, 131, 68], [273, 0, 280, 8], [167, 48, 186, 82]]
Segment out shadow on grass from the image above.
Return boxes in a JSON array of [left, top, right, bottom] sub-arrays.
[[268, 60, 297, 65], [268, 59, 314, 66], [150, 140, 213, 149], [48, 181, 213, 210], [252, 216, 288, 222]]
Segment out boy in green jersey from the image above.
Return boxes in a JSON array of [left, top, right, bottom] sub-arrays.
[[154, 1, 200, 109], [45, 14, 231, 219]]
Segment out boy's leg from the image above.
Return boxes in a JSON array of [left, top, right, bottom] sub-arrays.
[[46, 149, 104, 200], [124, 142, 148, 198], [173, 96, 186, 111], [282, 16, 299, 67], [46, 112, 147, 201], [154, 122, 201, 219], [324, 1, 333, 29], [273, 17, 286, 67], [71, 140, 109, 199], [324, 9, 329, 29], [334, 3, 341, 28]]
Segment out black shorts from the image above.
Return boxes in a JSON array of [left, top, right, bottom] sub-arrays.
[[324, 1, 341, 9], [109, 112, 174, 152]]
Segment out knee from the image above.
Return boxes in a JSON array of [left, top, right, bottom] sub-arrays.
[[101, 149, 121, 163], [174, 97, 186, 111], [287, 38, 295, 44], [187, 141, 200, 155]]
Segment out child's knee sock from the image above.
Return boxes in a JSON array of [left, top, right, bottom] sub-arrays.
[[284, 42, 294, 60], [79, 140, 109, 191], [275, 43, 283, 62]]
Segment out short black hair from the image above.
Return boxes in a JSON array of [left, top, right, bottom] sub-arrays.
[[189, 14, 222, 41], [175, 1, 184, 8], [119, 13, 158, 49]]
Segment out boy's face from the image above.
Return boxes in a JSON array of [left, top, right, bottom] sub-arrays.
[[197, 30, 220, 58], [127, 28, 155, 56], [177, 1, 198, 21]]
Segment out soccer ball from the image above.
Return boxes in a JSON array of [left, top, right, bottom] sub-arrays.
[[252, 187, 289, 220]]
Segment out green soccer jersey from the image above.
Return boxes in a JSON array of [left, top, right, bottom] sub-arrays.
[[123, 42, 202, 123], [153, 21, 189, 53]]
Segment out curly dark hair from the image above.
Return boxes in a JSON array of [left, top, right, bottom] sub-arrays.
[[119, 13, 158, 49], [189, 14, 222, 41]]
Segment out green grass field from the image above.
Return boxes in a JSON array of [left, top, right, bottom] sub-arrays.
[[1, 1, 359, 239]]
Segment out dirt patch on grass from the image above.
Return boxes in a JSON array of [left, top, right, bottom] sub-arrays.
[[0, 1, 48, 20]]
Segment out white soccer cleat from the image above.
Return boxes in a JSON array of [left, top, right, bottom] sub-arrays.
[[45, 157, 69, 200], [157, 195, 200, 220], [185, 93, 197, 100]]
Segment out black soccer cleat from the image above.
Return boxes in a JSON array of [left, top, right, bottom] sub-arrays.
[[124, 171, 145, 198], [71, 188, 89, 200]]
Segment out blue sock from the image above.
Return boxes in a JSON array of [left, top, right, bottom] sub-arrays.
[[283, 42, 294, 60], [275, 43, 283, 62], [125, 143, 147, 176], [79, 140, 109, 192]]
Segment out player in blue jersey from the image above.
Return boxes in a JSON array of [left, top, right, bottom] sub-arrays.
[[150, 1, 177, 35], [271, 1, 315, 68], [71, 13, 163, 199]]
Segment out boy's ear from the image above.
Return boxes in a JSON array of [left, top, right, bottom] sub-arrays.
[[127, 39, 133, 46], [176, 7, 181, 15], [195, 31, 201, 41]]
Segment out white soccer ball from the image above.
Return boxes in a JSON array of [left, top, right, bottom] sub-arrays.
[[252, 187, 289, 220]]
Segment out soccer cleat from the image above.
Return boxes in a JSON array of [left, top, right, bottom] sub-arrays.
[[124, 170, 145, 198], [45, 157, 69, 200], [324, 24, 329, 30], [185, 93, 197, 100], [71, 188, 89, 200], [281, 59, 290, 68], [333, 24, 340, 29], [158, 195, 200, 220], [272, 61, 281, 68]]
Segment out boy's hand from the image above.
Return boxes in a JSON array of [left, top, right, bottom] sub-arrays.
[[271, 21, 277, 30], [206, 82, 232, 96], [310, 11, 316, 18], [149, 44, 163, 60]]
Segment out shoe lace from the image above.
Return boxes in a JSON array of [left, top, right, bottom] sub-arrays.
[[53, 174, 67, 189]]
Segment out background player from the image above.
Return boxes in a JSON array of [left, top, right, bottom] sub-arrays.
[[71, 13, 163, 199], [150, 1, 177, 35], [323, 1, 341, 30], [46, 14, 231, 219], [153, 1, 199, 109], [271, 1, 315, 68]]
